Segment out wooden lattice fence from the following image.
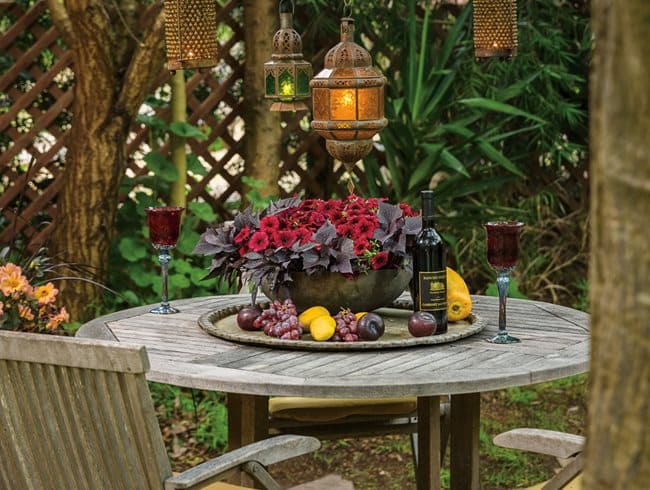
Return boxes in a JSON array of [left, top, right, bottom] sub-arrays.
[[0, 0, 355, 251]]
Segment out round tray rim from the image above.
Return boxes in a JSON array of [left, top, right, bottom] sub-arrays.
[[197, 299, 487, 351]]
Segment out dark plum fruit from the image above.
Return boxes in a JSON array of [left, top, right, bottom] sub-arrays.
[[237, 305, 263, 331], [358, 313, 385, 341], [408, 311, 437, 337]]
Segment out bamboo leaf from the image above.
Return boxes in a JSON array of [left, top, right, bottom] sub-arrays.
[[440, 149, 470, 177], [477, 140, 525, 177], [459, 98, 546, 124]]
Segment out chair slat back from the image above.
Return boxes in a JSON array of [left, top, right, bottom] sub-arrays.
[[0, 331, 172, 490]]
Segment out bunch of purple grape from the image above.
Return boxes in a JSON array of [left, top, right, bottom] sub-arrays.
[[332, 309, 359, 342], [254, 299, 303, 340]]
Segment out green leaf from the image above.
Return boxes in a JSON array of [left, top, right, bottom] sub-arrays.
[[459, 98, 546, 124], [189, 201, 217, 223], [187, 154, 208, 176], [118, 237, 148, 262], [439, 149, 470, 177], [177, 230, 201, 255], [407, 153, 436, 191], [144, 152, 179, 182], [169, 273, 191, 290], [169, 121, 208, 140], [131, 262, 156, 288], [477, 140, 525, 177], [241, 175, 266, 189], [486, 278, 528, 299], [136, 114, 168, 131]]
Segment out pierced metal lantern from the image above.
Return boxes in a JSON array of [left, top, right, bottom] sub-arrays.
[[163, 0, 219, 71], [473, 0, 518, 58], [310, 17, 387, 165], [263, 0, 312, 112]]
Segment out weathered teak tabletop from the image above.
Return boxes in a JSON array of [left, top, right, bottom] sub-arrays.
[[78, 294, 590, 490]]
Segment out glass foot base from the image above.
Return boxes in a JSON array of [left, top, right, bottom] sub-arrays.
[[150, 304, 179, 314], [487, 333, 520, 344]]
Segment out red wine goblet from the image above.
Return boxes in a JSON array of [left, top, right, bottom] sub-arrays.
[[146, 206, 184, 314], [484, 221, 524, 343]]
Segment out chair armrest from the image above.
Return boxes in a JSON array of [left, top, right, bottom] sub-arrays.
[[493, 428, 585, 459], [164, 435, 320, 489]]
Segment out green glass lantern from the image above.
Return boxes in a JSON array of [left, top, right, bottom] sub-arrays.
[[263, 0, 312, 112]]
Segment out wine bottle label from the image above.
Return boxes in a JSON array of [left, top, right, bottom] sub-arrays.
[[418, 271, 447, 311]]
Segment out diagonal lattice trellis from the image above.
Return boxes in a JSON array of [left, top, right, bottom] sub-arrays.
[[0, 0, 363, 252]]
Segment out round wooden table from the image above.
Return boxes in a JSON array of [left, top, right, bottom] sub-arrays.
[[78, 294, 590, 490]]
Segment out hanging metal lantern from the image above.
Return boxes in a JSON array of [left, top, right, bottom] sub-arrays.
[[310, 16, 387, 166], [473, 0, 518, 59], [163, 0, 219, 71], [263, 0, 312, 112]]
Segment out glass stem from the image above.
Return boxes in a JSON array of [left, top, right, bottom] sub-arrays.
[[496, 269, 510, 336], [159, 246, 172, 309]]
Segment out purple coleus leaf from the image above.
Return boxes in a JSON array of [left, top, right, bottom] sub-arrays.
[[266, 196, 301, 215], [312, 221, 337, 246], [234, 206, 259, 230], [330, 238, 355, 274], [377, 201, 403, 227], [404, 216, 422, 235]]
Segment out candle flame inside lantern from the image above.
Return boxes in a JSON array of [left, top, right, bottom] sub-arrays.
[[280, 80, 294, 96], [341, 90, 355, 107]]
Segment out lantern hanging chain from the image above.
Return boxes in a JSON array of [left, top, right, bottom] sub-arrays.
[[107, 0, 145, 47], [343, 0, 352, 18]]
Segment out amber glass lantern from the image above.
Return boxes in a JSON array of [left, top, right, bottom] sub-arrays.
[[473, 0, 518, 58], [163, 0, 219, 71], [311, 17, 387, 165], [264, 0, 312, 112]]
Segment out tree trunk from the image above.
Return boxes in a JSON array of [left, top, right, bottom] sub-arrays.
[[242, 0, 282, 199], [585, 0, 650, 488], [47, 0, 165, 320]]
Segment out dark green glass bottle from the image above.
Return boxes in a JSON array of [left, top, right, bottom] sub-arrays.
[[412, 190, 448, 333]]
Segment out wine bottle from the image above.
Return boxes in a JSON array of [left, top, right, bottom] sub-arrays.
[[412, 190, 448, 333]]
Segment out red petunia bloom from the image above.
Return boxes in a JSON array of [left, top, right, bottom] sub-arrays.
[[275, 230, 298, 248], [352, 218, 377, 240], [294, 227, 312, 244], [371, 251, 389, 270], [399, 203, 417, 217], [260, 215, 280, 232], [353, 240, 370, 255], [248, 231, 270, 252], [336, 223, 353, 237], [238, 246, 249, 257], [233, 226, 250, 244]]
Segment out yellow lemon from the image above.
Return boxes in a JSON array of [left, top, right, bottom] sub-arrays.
[[355, 312, 367, 321], [310, 315, 336, 341], [447, 267, 470, 296], [298, 306, 330, 332], [448, 291, 472, 322]]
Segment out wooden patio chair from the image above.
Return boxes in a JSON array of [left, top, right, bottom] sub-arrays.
[[268, 396, 451, 467], [0, 331, 319, 490], [493, 428, 585, 490]]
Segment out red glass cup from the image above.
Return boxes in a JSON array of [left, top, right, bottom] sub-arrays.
[[146, 206, 184, 314], [484, 221, 524, 344], [147, 206, 184, 248]]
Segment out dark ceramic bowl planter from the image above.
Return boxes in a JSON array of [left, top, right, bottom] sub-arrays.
[[262, 268, 412, 313]]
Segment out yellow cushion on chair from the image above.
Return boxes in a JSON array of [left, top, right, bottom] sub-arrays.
[[269, 396, 418, 422], [526, 474, 582, 490], [199, 482, 249, 490]]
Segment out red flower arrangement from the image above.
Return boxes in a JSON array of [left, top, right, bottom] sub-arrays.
[[194, 195, 421, 291]]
